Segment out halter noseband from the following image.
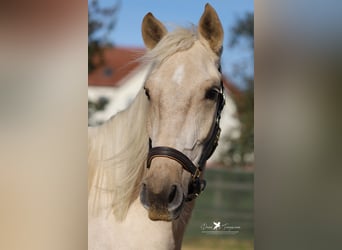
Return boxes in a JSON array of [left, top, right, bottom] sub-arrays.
[[146, 68, 225, 201]]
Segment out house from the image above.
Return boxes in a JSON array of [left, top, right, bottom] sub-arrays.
[[88, 47, 241, 164]]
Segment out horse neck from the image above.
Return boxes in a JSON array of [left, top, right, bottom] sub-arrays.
[[172, 200, 196, 249], [88, 90, 149, 220]]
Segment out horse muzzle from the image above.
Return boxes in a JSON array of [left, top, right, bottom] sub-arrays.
[[140, 182, 184, 221]]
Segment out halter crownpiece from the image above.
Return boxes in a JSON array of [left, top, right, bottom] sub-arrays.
[[146, 66, 225, 201]]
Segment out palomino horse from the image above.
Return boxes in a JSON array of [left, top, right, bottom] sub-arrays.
[[88, 4, 224, 250]]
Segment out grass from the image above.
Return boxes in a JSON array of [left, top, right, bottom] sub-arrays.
[[182, 237, 254, 250], [182, 168, 254, 249]]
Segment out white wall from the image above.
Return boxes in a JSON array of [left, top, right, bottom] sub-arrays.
[[88, 65, 150, 125]]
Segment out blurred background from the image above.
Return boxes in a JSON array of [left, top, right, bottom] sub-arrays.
[[88, 1, 254, 249], [1, 1, 341, 250]]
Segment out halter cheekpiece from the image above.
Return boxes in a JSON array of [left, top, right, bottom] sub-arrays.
[[146, 66, 225, 201]]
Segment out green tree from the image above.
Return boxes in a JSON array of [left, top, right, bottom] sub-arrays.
[[224, 12, 254, 167], [230, 12, 254, 49], [88, 0, 120, 73], [88, 1, 120, 125]]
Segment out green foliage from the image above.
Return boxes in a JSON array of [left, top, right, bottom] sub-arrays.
[[88, 97, 109, 125], [88, 1, 120, 124], [229, 12, 254, 49], [88, 0, 120, 73], [224, 12, 254, 167]]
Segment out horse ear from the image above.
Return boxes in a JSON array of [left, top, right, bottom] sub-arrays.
[[142, 13, 167, 49], [198, 4, 224, 55]]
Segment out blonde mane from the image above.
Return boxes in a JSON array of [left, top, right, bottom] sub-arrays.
[[140, 26, 198, 65], [88, 26, 204, 221], [88, 90, 149, 220]]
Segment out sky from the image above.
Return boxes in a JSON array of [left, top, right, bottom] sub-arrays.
[[92, 0, 254, 89]]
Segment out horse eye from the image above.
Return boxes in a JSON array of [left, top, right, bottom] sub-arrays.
[[205, 88, 219, 100], [144, 87, 150, 100]]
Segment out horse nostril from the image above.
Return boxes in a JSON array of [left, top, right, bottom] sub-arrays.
[[168, 185, 177, 204], [167, 184, 184, 214]]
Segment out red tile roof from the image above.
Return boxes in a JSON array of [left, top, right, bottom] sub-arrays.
[[222, 77, 244, 105], [88, 47, 243, 101], [88, 47, 145, 87]]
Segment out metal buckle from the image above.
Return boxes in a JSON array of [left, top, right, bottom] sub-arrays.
[[193, 168, 201, 180]]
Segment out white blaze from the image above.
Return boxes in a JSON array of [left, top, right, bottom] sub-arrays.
[[172, 64, 185, 85]]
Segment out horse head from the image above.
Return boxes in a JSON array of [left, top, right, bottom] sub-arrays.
[[139, 4, 224, 221]]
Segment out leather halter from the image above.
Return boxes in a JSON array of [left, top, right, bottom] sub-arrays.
[[146, 67, 225, 201]]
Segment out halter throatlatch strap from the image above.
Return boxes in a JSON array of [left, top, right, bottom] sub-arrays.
[[146, 67, 225, 201], [197, 90, 224, 169]]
